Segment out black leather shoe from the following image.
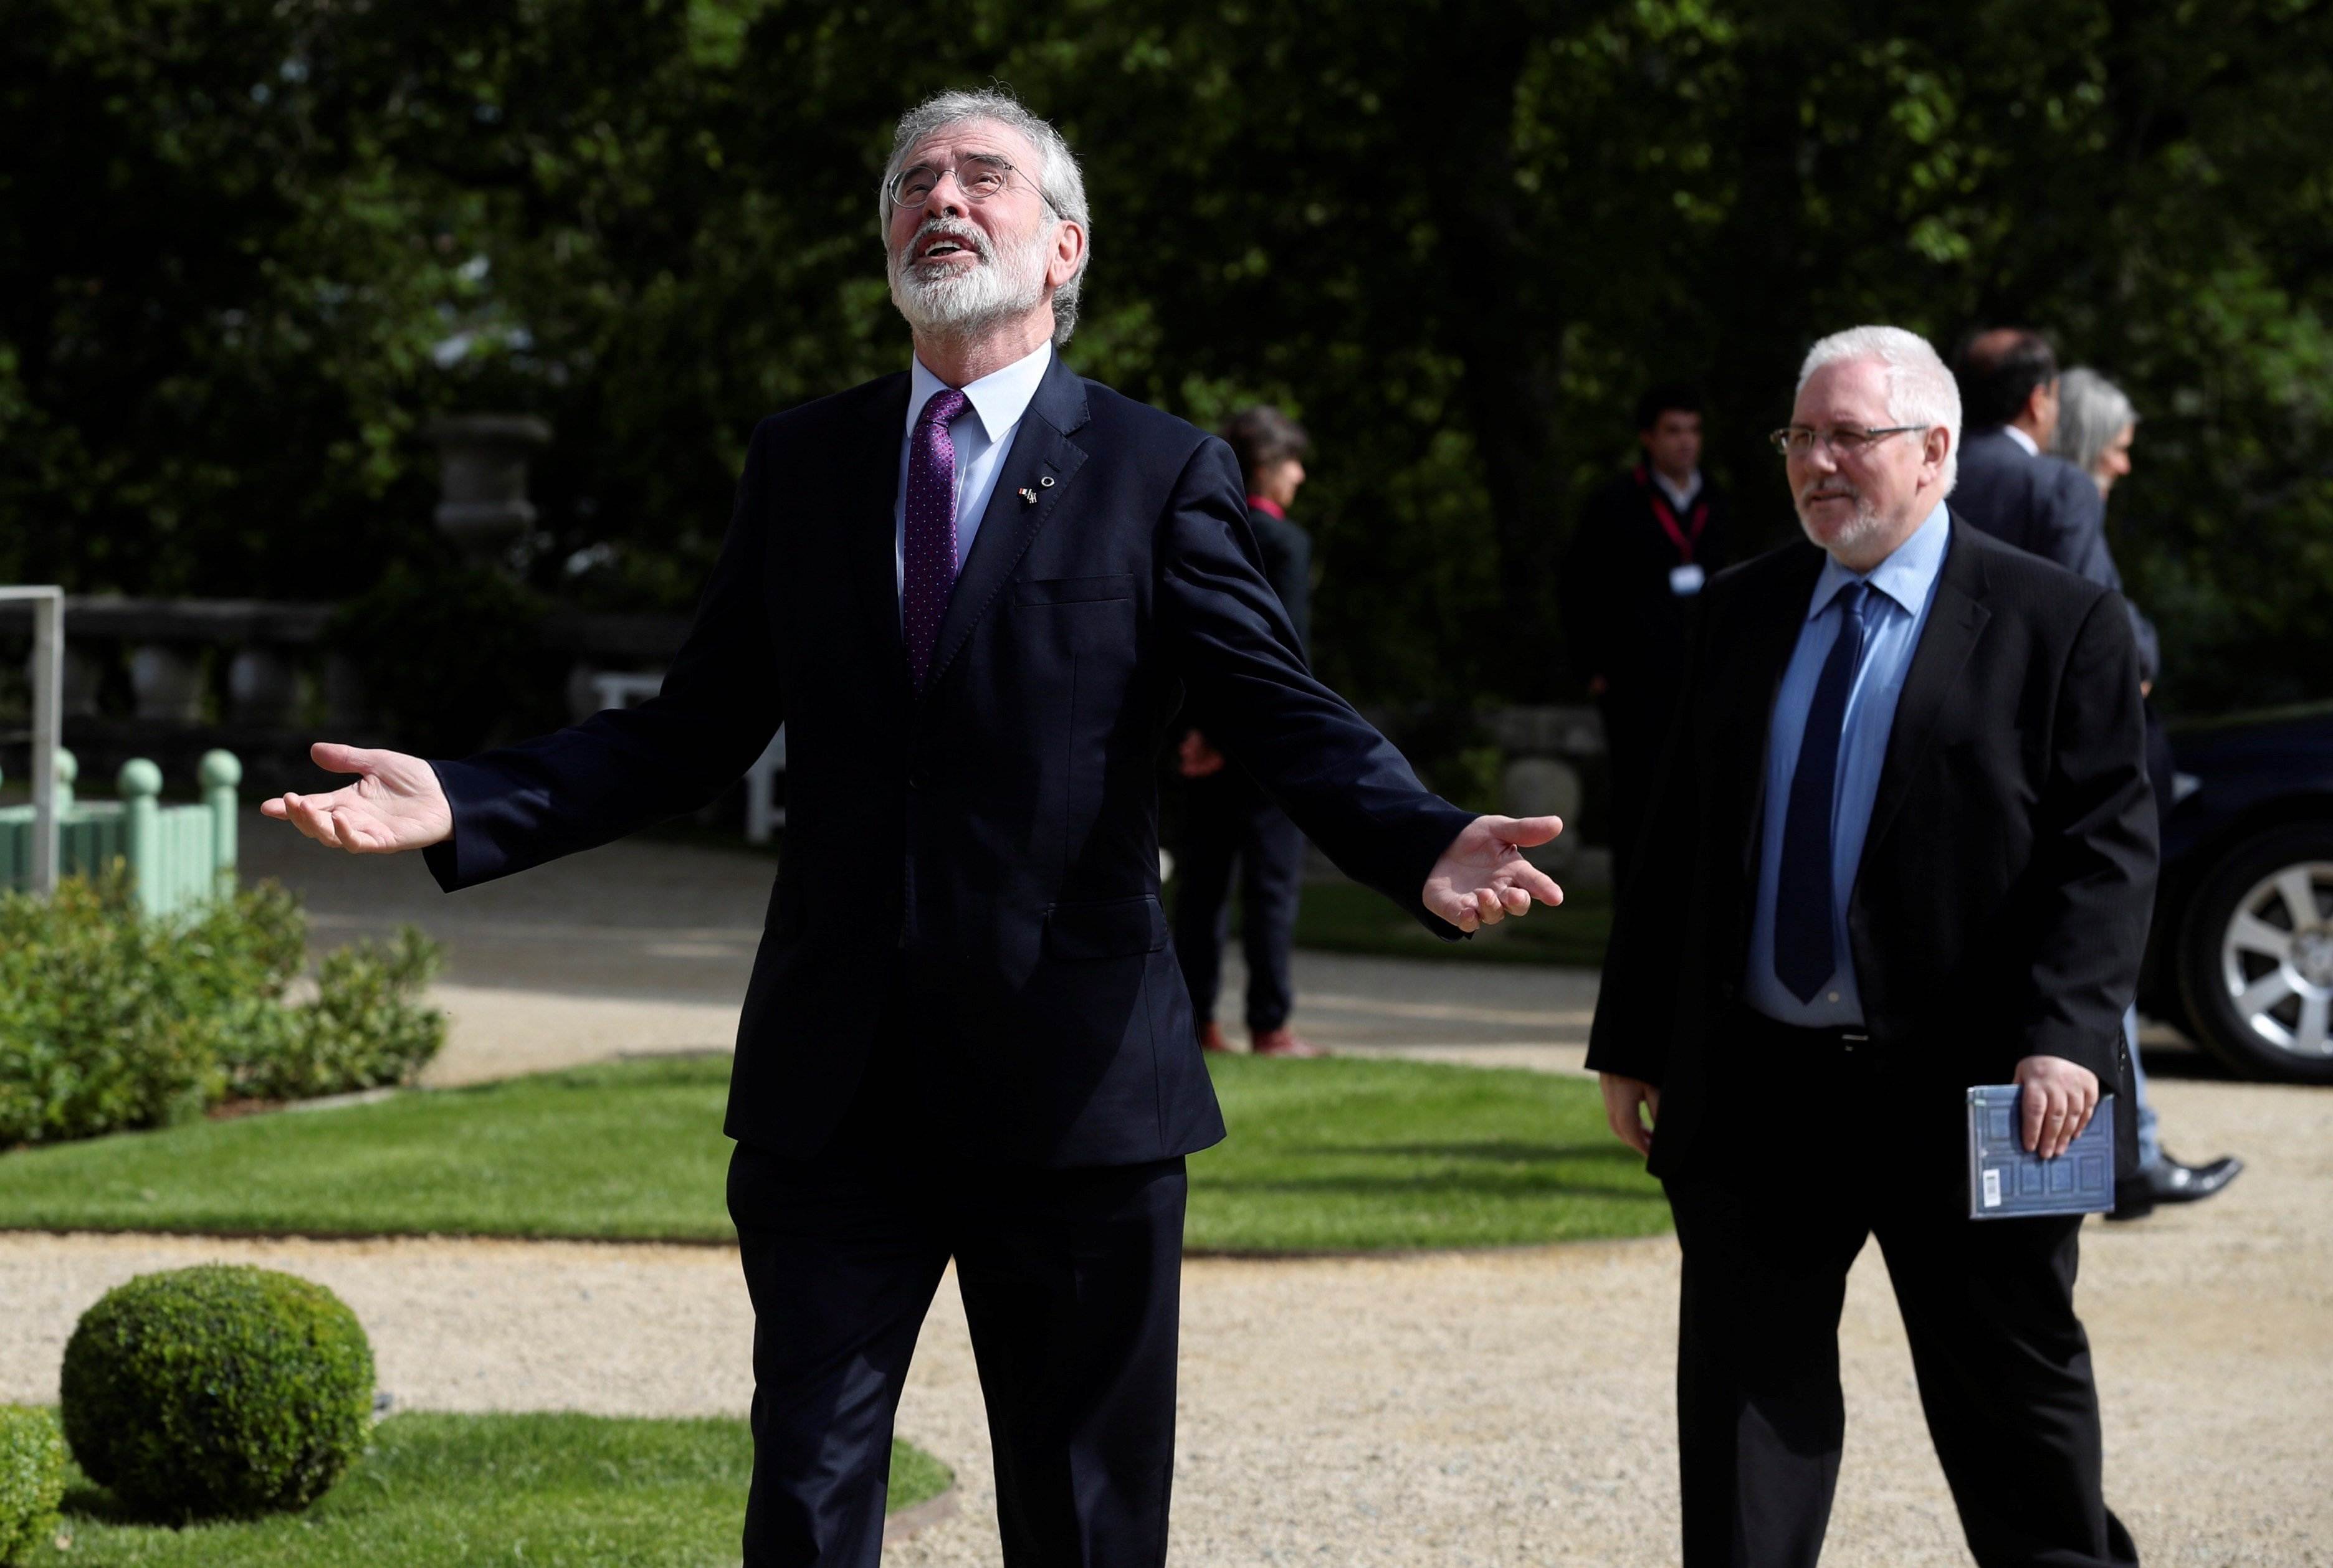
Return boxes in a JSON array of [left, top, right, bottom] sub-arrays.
[[2108, 1150, 2243, 1221]]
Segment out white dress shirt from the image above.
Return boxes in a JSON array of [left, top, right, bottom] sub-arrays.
[[2003, 424, 2040, 457], [1651, 465, 1703, 513], [894, 340, 1053, 599]]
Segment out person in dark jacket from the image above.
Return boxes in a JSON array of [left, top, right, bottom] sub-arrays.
[[1173, 405, 1325, 1057], [1591, 325, 2150, 1568], [1560, 384, 1734, 888], [257, 88, 1567, 1568], [1955, 331, 2241, 1219]]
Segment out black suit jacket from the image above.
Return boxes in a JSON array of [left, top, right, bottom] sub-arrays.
[[1585, 520, 2157, 1182], [1246, 506, 1311, 658], [423, 355, 1472, 1166], [1559, 467, 1732, 720], [1953, 426, 2159, 683]]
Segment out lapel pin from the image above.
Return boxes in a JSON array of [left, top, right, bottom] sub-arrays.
[[1018, 487, 1038, 505], [1040, 475, 1056, 488]]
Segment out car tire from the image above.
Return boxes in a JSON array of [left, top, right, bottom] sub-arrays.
[[2176, 821, 2333, 1083]]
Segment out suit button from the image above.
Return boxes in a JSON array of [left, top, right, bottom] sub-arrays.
[[907, 772, 925, 792]]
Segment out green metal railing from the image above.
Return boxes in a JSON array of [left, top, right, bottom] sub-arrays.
[[0, 748, 240, 918]]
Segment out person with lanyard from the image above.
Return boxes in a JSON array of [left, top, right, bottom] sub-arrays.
[[1560, 383, 1734, 889]]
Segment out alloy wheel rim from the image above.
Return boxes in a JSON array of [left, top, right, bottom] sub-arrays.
[[2219, 860, 2333, 1059]]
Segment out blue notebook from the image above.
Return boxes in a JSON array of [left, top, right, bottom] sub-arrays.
[[1967, 1085, 2116, 1219]]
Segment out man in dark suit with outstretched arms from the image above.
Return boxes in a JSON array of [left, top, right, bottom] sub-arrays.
[[261, 87, 1563, 1568], [1588, 325, 2154, 1567]]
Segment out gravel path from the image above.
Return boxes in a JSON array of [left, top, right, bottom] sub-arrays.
[[2, 1071, 2323, 1566], [27, 820, 2292, 1561]]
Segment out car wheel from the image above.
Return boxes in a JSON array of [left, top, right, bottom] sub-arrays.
[[2177, 822, 2333, 1083]]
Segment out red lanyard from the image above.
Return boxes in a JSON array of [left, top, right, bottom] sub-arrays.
[[1636, 465, 1709, 564]]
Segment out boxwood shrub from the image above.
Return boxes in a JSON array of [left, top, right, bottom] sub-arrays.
[[60, 1265, 375, 1521], [0, 1406, 64, 1566], [0, 873, 444, 1146]]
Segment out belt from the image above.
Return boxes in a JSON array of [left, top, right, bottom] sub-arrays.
[[1737, 1006, 1873, 1055]]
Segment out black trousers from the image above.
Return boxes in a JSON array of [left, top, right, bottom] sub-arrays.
[[1173, 767, 1304, 1033], [727, 1139, 1186, 1568], [1663, 1016, 2138, 1568]]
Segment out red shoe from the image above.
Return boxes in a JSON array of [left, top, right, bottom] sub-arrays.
[[1198, 1022, 1233, 1053], [1250, 1027, 1327, 1058]]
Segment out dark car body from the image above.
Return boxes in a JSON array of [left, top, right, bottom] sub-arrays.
[[2140, 702, 2333, 1081]]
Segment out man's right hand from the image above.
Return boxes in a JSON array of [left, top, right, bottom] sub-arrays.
[[1599, 1071, 1661, 1157], [259, 743, 453, 854]]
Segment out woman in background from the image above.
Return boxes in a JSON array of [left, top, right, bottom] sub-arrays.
[[2054, 366, 2245, 1219]]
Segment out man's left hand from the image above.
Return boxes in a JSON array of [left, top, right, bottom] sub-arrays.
[[2013, 1054, 2101, 1159], [1422, 815, 1565, 932]]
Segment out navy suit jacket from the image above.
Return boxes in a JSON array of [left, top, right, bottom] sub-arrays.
[[1952, 425, 2160, 683], [422, 354, 1472, 1166]]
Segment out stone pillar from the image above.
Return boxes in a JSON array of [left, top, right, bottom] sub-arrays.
[[323, 655, 369, 729], [129, 644, 205, 723], [57, 644, 103, 720], [425, 414, 552, 568], [1503, 756, 1582, 871], [227, 647, 302, 727]]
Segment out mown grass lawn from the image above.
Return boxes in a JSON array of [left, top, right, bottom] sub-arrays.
[[0, 1055, 1664, 1252], [54, 1411, 946, 1566]]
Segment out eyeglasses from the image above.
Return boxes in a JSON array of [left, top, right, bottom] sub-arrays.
[[888, 154, 1030, 208], [1768, 424, 1929, 458]]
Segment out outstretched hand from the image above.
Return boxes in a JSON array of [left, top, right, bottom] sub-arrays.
[[258, 743, 453, 855], [1421, 814, 1564, 933]]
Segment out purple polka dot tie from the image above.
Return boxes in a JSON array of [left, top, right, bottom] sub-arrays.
[[903, 387, 970, 690]]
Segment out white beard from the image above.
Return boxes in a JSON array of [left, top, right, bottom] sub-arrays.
[[888, 216, 1049, 340], [1795, 486, 1891, 557]]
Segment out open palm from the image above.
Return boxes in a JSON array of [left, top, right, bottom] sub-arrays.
[[1421, 814, 1565, 933], [258, 743, 454, 854]]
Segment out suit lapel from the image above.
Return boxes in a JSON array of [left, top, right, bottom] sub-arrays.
[[1730, 545, 1829, 870], [1857, 518, 1992, 873], [922, 354, 1092, 698], [846, 374, 914, 696]]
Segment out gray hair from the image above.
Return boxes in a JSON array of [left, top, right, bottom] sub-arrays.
[[1796, 325, 1963, 495], [877, 87, 1090, 346], [2053, 366, 2139, 478]]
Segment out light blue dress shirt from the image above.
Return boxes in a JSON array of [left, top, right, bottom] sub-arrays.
[[893, 340, 1053, 601], [1743, 502, 1953, 1026]]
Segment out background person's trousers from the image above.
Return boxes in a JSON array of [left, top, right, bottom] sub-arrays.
[[727, 1141, 1186, 1568], [1173, 766, 1305, 1033]]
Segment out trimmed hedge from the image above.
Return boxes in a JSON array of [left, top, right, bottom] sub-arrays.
[[60, 1266, 375, 1521], [0, 1407, 64, 1566], [0, 873, 444, 1146]]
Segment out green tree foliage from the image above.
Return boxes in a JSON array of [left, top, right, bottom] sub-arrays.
[[2, 0, 2328, 711]]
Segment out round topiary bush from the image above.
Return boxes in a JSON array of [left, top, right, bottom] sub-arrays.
[[59, 1265, 375, 1520], [0, 1406, 65, 1566]]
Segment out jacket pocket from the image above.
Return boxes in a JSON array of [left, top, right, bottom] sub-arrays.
[[1015, 574, 1136, 606], [1043, 894, 1168, 960]]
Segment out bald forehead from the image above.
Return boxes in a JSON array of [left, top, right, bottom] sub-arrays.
[[1794, 359, 1892, 424], [903, 116, 1040, 172]]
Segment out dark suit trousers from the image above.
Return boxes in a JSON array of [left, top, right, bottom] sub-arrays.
[[727, 1078, 1185, 1568], [1173, 767, 1305, 1033], [1662, 1016, 2137, 1568]]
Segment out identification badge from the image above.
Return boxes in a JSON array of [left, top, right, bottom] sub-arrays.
[[1668, 563, 1706, 596]]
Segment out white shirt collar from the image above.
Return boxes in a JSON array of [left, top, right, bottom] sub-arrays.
[[906, 340, 1052, 443], [1651, 466, 1702, 512], [2002, 424, 2040, 457], [1809, 500, 1952, 620]]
